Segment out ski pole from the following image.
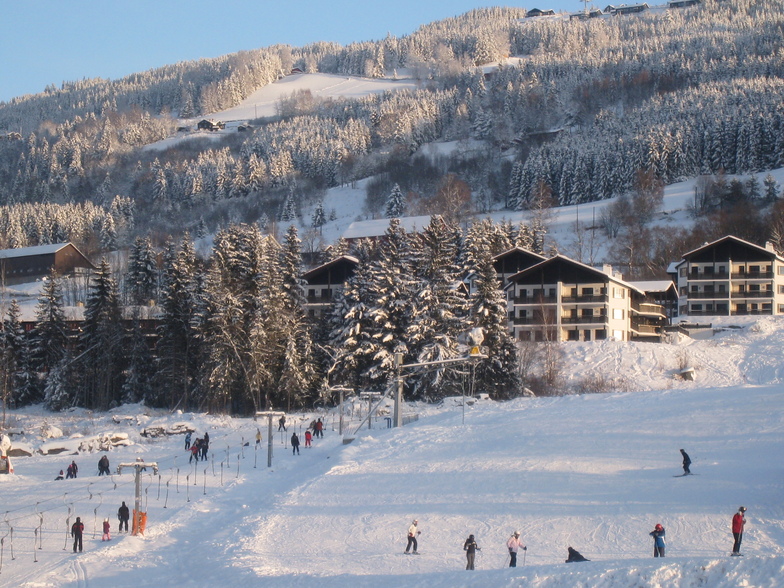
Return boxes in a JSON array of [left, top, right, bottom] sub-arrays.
[[523, 548, 527, 566]]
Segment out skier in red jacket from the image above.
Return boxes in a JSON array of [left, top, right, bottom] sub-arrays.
[[732, 506, 746, 555]]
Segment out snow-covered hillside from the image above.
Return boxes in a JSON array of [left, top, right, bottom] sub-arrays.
[[1, 317, 783, 587]]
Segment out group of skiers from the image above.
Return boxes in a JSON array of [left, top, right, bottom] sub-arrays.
[[405, 506, 749, 569], [54, 460, 80, 480], [185, 431, 210, 463], [290, 418, 325, 455], [69, 501, 131, 553]]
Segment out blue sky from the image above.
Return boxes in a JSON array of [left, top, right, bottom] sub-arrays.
[[0, 1, 584, 104]]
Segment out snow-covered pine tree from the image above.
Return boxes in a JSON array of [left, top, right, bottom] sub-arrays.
[[127, 235, 158, 305], [468, 245, 521, 399], [78, 257, 123, 409], [120, 309, 154, 405], [407, 217, 468, 399], [385, 183, 405, 218], [29, 269, 69, 404]]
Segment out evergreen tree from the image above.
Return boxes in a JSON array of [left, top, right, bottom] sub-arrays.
[[120, 310, 154, 405], [385, 183, 405, 218], [312, 201, 327, 234], [468, 247, 520, 399], [156, 234, 201, 410], [764, 173, 780, 203], [0, 300, 25, 417], [43, 353, 77, 411], [78, 258, 124, 409], [29, 270, 69, 404], [127, 235, 158, 305]]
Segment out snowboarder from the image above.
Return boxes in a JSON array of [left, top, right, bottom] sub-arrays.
[[71, 516, 84, 552], [463, 534, 480, 570], [304, 430, 312, 447], [118, 501, 130, 533], [278, 415, 287, 431], [98, 455, 110, 476], [650, 523, 666, 557], [732, 506, 746, 555], [680, 449, 691, 475], [507, 531, 526, 567], [291, 432, 300, 455], [184, 431, 192, 450], [565, 546, 589, 562], [102, 518, 111, 541], [405, 519, 420, 554], [315, 418, 324, 438], [55, 469, 64, 480]]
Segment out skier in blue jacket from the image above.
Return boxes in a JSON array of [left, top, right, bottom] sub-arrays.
[[650, 523, 666, 557]]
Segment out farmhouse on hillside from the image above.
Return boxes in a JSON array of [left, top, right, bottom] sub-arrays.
[[0, 243, 95, 285]]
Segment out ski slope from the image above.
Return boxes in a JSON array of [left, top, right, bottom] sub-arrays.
[[1, 318, 783, 587]]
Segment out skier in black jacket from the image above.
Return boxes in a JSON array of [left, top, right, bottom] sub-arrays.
[[463, 534, 480, 570], [118, 501, 130, 533], [680, 449, 691, 474]]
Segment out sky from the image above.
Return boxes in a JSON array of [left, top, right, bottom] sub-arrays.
[[0, 0, 586, 103]]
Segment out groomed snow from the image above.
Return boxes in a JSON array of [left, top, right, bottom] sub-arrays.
[[1, 317, 783, 587]]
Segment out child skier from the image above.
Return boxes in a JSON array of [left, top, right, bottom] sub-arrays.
[[650, 523, 665, 557]]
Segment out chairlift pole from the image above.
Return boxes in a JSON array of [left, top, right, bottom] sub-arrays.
[[117, 461, 158, 536]]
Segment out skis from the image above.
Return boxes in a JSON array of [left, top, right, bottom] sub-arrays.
[[730, 552, 744, 556], [403, 552, 421, 555], [673, 473, 698, 477]]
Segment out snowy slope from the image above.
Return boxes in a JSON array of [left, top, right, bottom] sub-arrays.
[[1, 318, 783, 587]]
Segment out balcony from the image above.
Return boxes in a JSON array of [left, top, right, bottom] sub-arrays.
[[730, 291, 774, 299], [561, 294, 608, 304], [631, 302, 666, 316], [687, 292, 729, 300], [511, 296, 558, 305], [731, 271, 773, 280], [561, 315, 607, 325], [688, 271, 729, 281]]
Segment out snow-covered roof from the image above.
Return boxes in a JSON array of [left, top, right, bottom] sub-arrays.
[[628, 280, 676, 293], [0, 243, 71, 259], [342, 216, 432, 240]]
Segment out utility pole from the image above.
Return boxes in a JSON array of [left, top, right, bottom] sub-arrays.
[[255, 411, 285, 467], [117, 459, 158, 535]]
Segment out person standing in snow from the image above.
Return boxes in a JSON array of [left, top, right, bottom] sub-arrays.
[[680, 449, 691, 474], [649, 523, 666, 557], [184, 431, 192, 450], [463, 534, 480, 570], [102, 518, 111, 541], [201, 432, 210, 460], [315, 418, 324, 438], [71, 517, 84, 552], [98, 455, 110, 476], [118, 501, 130, 533], [278, 415, 287, 431], [255, 429, 262, 445], [304, 429, 312, 448], [732, 506, 747, 555], [507, 531, 526, 567], [291, 432, 300, 455], [190, 439, 200, 463], [405, 519, 420, 554]]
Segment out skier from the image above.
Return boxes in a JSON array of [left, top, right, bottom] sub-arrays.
[[184, 431, 192, 450], [189, 439, 200, 463], [732, 506, 746, 555], [304, 429, 312, 448], [98, 455, 110, 476], [71, 516, 84, 552], [65, 462, 75, 479], [255, 429, 262, 445], [71, 460, 78, 478], [565, 546, 589, 562], [649, 523, 666, 557], [315, 418, 324, 438], [507, 531, 526, 567], [680, 449, 691, 475], [278, 415, 287, 431], [102, 518, 111, 541], [405, 519, 420, 554], [463, 534, 480, 570], [201, 432, 210, 460], [118, 501, 130, 533], [291, 432, 300, 455]]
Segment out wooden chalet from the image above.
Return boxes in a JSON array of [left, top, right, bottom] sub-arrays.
[[605, 3, 650, 15], [668, 0, 699, 8], [0, 243, 95, 285], [301, 255, 359, 317], [341, 216, 435, 245], [197, 119, 226, 132], [526, 8, 556, 17]]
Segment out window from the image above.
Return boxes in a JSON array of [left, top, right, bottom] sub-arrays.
[[680, 267, 687, 277], [583, 287, 594, 296], [612, 330, 624, 341], [612, 309, 624, 320], [613, 288, 625, 299]]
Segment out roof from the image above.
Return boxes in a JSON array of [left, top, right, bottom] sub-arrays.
[[628, 280, 676, 293], [302, 255, 359, 280], [680, 235, 783, 263], [505, 254, 646, 296], [0, 243, 72, 259], [342, 216, 432, 240]]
